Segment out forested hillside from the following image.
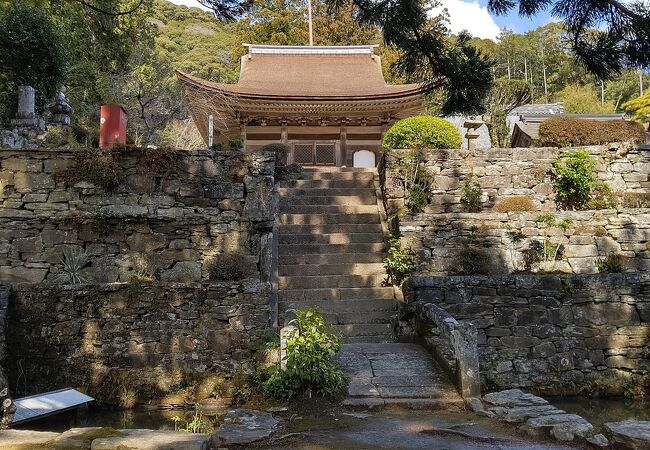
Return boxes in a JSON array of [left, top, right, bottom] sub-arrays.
[[0, 0, 647, 148]]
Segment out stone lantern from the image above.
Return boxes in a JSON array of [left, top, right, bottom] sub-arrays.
[[463, 119, 484, 152]]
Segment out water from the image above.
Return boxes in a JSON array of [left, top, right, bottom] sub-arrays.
[[14, 405, 227, 434], [549, 396, 650, 430]]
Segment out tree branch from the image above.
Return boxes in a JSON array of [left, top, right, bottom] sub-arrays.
[[70, 0, 145, 17]]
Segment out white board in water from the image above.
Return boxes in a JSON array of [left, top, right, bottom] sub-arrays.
[[12, 388, 94, 425]]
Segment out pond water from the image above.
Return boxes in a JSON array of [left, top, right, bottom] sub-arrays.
[[14, 405, 228, 434], [548, 396, 649, 431]]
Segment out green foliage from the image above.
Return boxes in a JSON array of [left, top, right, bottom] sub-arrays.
[[551, 150, 597, 210], [556, 84, 615, 114], [207, 251, 255, 281], [383, 116, 462, 150], [391, 149, 433, 213], [460, 177, 483, 212], [453, 228, 491, 275], [539, 117, 647, 147], [596, 254, 627, 273], [486, 1, 650, 79], [384, 236, 416, 285], [0, 3, 70, 114], [56, 246, 91, 285], [622, 91, 650, 122], [484, 78, 531, 147], [586, 183, 618, 210], [263, 309, 347, 400]]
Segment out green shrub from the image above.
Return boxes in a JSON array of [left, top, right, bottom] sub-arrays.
[[596, 254, 627, 273], [538, 117, 647, 147], [263, 309, 347, 399], [456, 245, 491, 275], [392, 149, 433, 213], [56, 246, 91, 284], [383, 115, 462, 150], [384, 236, 416, 285], [552, 149, 597, 210], [460, 177, 482, 212], [0, 4, 70, 114], [207, 251, 255, 281]]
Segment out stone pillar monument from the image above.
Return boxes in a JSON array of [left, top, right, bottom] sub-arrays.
[[49, 91, 73, 125], [10, 86, 45, 130]]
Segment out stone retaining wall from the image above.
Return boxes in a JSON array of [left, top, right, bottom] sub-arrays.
[[0, 148, 277, 284], [384, 144, 650, 213], [399, 209, 650, 275], [6, 281, 271, 405], [404, 273, 650, 395]]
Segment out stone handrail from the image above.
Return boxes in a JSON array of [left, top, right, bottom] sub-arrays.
[[406, 300, 480, 399]]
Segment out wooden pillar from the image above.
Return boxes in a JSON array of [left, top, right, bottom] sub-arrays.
[[281, 121, 290, 163], [240, 121, 248, 150], [339, 124, 347, 167]]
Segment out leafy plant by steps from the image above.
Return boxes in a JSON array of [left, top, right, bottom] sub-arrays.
[[262, 309, 347, 400], [384, 235, 416, 285]]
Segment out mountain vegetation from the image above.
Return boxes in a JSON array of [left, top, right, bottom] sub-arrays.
[[0, 0, 648, 148]]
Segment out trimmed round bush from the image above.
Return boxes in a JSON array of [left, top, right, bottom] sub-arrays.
[[383, 115, 462, 150]]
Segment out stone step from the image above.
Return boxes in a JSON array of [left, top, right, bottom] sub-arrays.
[[277, 224, 384, 234], [302, 167, 376, 173], [334, 323, 393, 337], [342, 398, 465, 410], [280, 205, 379, 214], [278, 262, 386, 277], [278, 253, 384, 265], [280, 179, 374, 189], [298, 171, 375, 181], [277, 187, 376, 197], [279, 195, 376, 206], [278, 274, 386, 289], [279, 298, 396, 313], [278, 213, 380, 225], [278, 233, 384, 245], [322, 310, 394, 325], [344, 335, 397, 344], [278, 286, 395, 302], [278, 243, 385, 255]]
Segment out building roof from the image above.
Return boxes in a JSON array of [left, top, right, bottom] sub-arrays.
[[178, 44, 427, 100], [178, 44, 429, 141], [508, 103, 565, 117]]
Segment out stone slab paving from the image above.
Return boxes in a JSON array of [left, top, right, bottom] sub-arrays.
[[477, 389, 609, 447], [336, 342, 465, 409], [605, 420, 650, 450]]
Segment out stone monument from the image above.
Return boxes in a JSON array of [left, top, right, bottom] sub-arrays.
[[463, 119, 484, 152], [49, 90, 73, 125], [10, 86, 45, 130]]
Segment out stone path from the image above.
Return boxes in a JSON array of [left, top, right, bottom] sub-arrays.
[[277, 167, 396, 342], [477, 389, 608, 447], [336, 343, 464, 409]]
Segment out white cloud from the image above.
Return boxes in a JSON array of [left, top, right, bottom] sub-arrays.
[[431, 0, 501, 41], [167, 0, 209, 10]]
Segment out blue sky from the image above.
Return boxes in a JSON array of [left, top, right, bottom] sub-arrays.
[[168, 0, 554, 40]]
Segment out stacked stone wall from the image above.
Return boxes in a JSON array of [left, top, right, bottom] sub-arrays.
[[400, 209, 650, 275], [405, 273, 650, 396], [6, 282, 271, 404], [0, 148, 277, 284], [384, 144, 649, 213]]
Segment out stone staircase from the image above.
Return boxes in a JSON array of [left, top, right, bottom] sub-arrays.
[[277, 167, 396, 343]]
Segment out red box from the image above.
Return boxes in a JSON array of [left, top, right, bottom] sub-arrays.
[[99, 104, 127, 149]]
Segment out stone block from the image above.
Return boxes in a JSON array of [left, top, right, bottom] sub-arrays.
[[160, 261, 201, 282], [13, 171, 55, 192]]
